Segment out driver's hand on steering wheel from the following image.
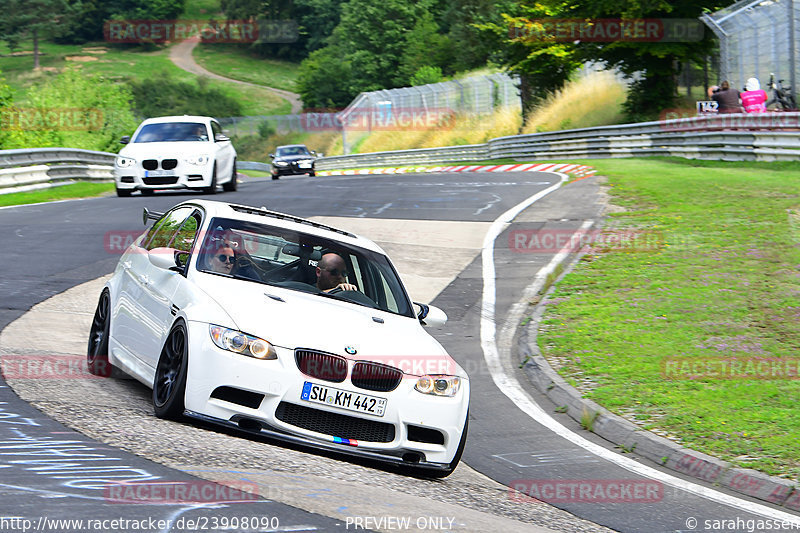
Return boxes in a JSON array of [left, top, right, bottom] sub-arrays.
[[326, 282, 358, 292]]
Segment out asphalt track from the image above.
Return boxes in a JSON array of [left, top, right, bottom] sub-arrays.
[[0, 172, 798, 532]]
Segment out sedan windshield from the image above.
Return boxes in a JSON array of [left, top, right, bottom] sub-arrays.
[[276, 146, 310, 157], [134, 122, 209, 143], [195, 217, 414, 318]]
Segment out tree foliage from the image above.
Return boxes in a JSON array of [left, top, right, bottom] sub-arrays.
[[127, 72, 244, 118], [1, 68, 139, 152], [0, 0, 71, 68]]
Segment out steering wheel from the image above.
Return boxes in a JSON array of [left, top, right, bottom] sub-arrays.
[[327, 287, 343, 294]]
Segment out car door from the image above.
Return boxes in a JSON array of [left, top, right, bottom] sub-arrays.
[[138, 208, 203, 370], [210, 121, 233, 177], [115, 206, 196, 370]]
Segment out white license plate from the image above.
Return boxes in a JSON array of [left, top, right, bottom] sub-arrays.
[[298, 162, 311, 168], [301, 381, 386, 417], [145, 170, 175, 177]]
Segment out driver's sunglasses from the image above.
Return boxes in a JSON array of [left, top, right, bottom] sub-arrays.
[[217, 254, 236, 264], [323, 267, 347, 277]]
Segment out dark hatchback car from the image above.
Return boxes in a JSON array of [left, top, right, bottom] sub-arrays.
[[269, 144, 317, 179]]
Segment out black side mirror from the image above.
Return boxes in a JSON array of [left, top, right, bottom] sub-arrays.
[[120, 135, 130, 144], [269, 153, 275, 159], [142, 207, 165, 225]]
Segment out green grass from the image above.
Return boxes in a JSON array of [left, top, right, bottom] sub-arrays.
[[0, 41, 288, 116], [238, 169, 271, 177], [183, 0, 223, 19], [0, 182, 113, 206], [538, 157, 800, 480], [193, 43, 300, 93]]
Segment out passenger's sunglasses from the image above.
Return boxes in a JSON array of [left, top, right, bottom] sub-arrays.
[[216, 254, 235, 264]]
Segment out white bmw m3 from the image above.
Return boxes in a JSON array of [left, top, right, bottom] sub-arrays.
[[88, 200, 469, 476]]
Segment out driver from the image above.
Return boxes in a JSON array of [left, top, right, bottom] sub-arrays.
[[315, 253, 357, 292]]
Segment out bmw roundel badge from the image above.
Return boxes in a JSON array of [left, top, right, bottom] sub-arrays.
[[344, 346, 357, 355]]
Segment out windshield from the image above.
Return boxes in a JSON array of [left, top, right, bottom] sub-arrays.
[[195, 217, 414, 318], [276, 146, 310, 157], [134, 122, 209, 143]]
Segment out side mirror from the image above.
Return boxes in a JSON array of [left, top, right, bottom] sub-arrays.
[[142, 207, 164, 225], [414, 303, 447, 327], [268, 153, 275, 159], [311, 150, 317, 156], [148, 247, 183, 270], [120, 135, 130, 144], [214, 133, 230, 142]]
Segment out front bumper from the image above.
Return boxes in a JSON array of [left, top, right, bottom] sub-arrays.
[[271, 161, 315, 176], [114, 161, 214, 191], [183, 321, 469, 466]]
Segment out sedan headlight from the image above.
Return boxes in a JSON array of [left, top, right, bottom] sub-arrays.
[[274, 161, 289, 166], [415, 375, 461, 397], [116, 157, 136, 168], [185, 155, 210, 166], [209, 325, 277, 360]]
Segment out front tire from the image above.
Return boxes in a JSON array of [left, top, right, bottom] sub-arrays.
[[87, 290, 113, 377], [204, 164, 217, 194], [222, 158, 237, 192], [153, 321, 189, 420], [115, 188, 132, 197]]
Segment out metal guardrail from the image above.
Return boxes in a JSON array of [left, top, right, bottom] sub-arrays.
[[316, 112, 800, 170], [0, 148, 118, 194], [3, 112, 800, 193]]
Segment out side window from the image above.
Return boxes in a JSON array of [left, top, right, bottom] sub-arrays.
[[211, 122, 222, 139], [145, 207, 194, 251], [170, 211, 201, 253]]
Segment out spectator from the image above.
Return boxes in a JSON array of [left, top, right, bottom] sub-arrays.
[[741, 78, 768, 113], [711, 81, 742, 113]]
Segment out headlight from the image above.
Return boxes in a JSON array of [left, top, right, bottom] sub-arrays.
[[116, 157, 136, 168], [185, 155, 210, 166], [274, 161, 289, 166], [209, 325, 277, 360], [415, 375, 460, 397]]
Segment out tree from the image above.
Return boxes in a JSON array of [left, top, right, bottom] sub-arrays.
[[296, 45, 354, 108], [567, 0, 736, 120], [398, 10, 452, 84], [0, 0, 70, 69], [478, 3, 581, 117]]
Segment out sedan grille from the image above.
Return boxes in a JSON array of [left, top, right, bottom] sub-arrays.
[[276, 402, 395, 442], [295, 349, 348, 383], [351, 361, 403, 392], [161, 159, 178, 170], [142, 159, 158, 170]]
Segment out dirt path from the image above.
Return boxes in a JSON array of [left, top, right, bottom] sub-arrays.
[[169, 37, 303, 113]]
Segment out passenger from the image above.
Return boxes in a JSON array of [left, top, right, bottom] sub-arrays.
[[315, 253, 357, 292], [209, 245, 236, 275]]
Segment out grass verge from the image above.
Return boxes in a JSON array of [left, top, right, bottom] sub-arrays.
[[537, 157, 800, 480], [0, 182, 113, 207], [192, 43, 300, 93]]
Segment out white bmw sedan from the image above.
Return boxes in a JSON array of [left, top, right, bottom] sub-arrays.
[[114, 116, 237, 197], [88, 200, 470, 476]]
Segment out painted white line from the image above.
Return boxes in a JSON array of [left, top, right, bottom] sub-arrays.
[[479, 177, 800, 523]]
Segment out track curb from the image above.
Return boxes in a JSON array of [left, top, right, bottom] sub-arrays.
[[515, 218, 800, 512]]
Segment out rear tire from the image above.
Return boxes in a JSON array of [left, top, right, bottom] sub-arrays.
[[153, 321, 189, 420], [87, 290, 113, 377], [222, 158, 237, 192]]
